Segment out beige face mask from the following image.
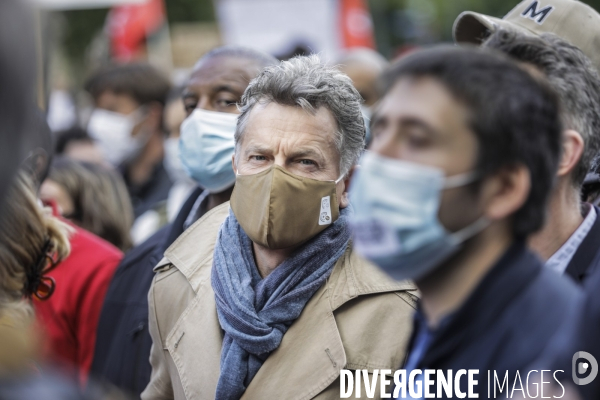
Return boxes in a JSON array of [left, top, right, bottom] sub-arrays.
[[230, 165, 344, 249]]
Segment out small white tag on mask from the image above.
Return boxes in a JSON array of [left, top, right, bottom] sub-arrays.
[[319, 196, 333, 226]]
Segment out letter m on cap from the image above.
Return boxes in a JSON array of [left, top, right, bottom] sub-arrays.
[[521, 1, 554, 24]]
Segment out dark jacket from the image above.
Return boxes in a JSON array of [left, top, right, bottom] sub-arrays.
[[125, 162, 173, 218], [564, 205, 600, 283], [544, 258, 600, 400], [403, 242, 581, 398], [89, 187, 205, 397]]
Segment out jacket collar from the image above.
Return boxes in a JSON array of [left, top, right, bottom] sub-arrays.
[[159, 201, 415, 301], [159, 202, 416, 399], [565, 204, 600, 282], [327, 244, 415, 310], [161, 186, 204, 248]]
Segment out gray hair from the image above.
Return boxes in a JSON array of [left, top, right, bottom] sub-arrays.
[[234, 54, 365, 175], [484, 29, 600, 187]]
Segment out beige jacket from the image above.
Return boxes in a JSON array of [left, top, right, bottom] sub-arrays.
[[142, 203, 417, 400]]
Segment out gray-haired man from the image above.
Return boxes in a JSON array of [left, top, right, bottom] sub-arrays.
[[454, 0, 600, 284], [142, 55, 417, 400], [483, 29, 600, 284]]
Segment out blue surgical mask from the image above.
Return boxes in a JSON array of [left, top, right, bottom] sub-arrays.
[[350, 151, 489, 281], [163, 137, 195, 185], [179, 108, 238, 193]]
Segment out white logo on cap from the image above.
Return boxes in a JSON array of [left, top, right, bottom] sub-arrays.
[[521, 1, 554, 24], [319, 196, 333, 226]]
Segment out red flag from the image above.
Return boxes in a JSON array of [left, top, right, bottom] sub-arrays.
[[340, 0, 375, 49], [107, 0, 166, 61]]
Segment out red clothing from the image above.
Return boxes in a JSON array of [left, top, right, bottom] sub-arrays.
[[34, 222, 122, 385]]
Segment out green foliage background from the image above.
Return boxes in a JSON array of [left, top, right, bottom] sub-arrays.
[[61, 0, 215, 68], [369, 0, 600, 57]]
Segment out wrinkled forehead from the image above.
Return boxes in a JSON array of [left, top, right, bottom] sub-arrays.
[[239, 102, 340, 150]]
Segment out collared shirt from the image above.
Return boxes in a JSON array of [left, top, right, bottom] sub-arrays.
[[396, 311, 448, 400], [546, 205, 597, 275]]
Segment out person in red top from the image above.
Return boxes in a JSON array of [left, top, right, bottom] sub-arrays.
[[34, 203, 122, 385]]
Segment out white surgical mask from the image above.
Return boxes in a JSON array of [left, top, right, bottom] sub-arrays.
[[350, 151, 489, 281], [179, 108, 238, 193], [87, 108, 147, 167]]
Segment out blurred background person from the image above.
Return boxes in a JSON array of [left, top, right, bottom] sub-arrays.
[[482, 29, 600, 284], [454, 0, 600, 202], [54, 127, 106, 166], [0, 170, 100, 399], [35, 187, 123, 386], [0, 173, 125, 400], [162, 92, 197, 221], [0, 170, 125, 400], [0, 0, 37, 204], [334, 47, 389, 108], [40, 157, 134, 252], [130, 89, 196, 245], [89, 45, 277, 398], [24, 115, 124, 387], [0, 170, 70, 375], [334, 48, 389, 147], [455, 0, 600, 284], [84, 63, 172, 219]]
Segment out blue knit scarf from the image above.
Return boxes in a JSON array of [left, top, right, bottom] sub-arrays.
[[211, 207, 351, 400]]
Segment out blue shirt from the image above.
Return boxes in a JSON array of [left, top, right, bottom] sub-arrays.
[[395, 311, 452, 399]]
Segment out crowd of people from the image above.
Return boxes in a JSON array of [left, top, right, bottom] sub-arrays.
[[2, 0, 600, 399]]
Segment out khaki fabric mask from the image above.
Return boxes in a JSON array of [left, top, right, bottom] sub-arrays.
[[230, 165, 343, 249]]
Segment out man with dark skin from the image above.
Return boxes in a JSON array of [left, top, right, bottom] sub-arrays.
[[180, 48, 275, 211], [89, 46, 277, 398]]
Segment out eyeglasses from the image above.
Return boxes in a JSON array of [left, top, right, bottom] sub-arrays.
[[33, 253, 58, 301]]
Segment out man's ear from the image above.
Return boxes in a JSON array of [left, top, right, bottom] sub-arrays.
[[558, 129, 584, 178], [479, 164, 531, 222], [231, 154, 237, 175], [339, 165, 357, 209]]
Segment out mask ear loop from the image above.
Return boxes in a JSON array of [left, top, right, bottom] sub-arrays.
[[334, 172, 347, 184], [443, 170, 489, 242], [443, 171, 479, 189], [452, 217, 490, 243]]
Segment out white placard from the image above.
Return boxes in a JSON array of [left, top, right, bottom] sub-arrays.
[[216, 0, 342, 59]]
